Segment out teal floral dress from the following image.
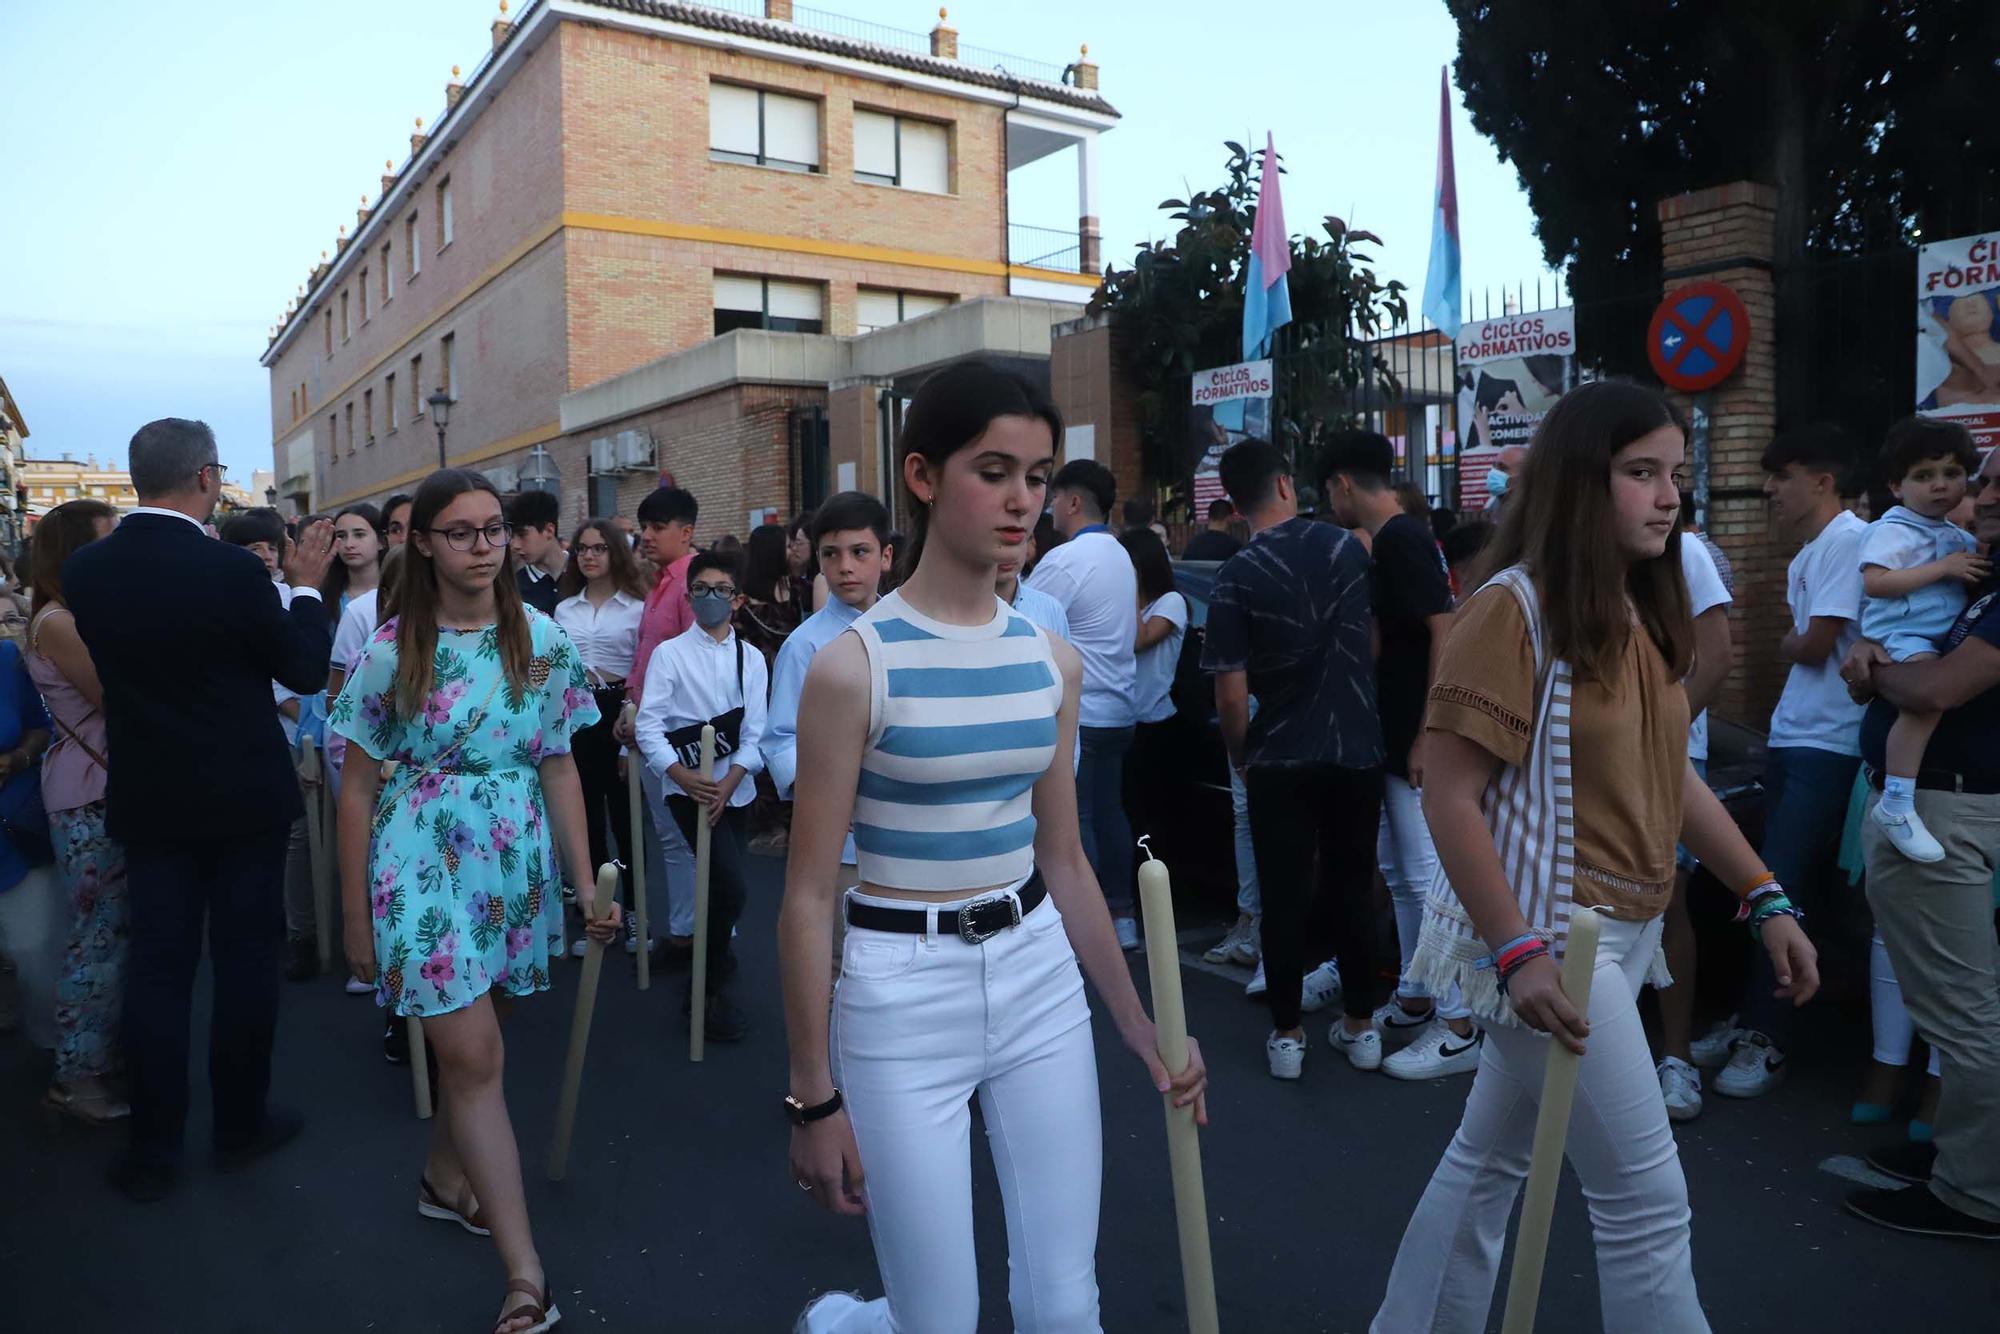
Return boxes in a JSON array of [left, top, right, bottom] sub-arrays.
[[329, 613, 599, 1017]]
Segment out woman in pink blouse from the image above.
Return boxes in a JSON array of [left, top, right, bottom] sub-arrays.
[[26, 499, 127, 1125]]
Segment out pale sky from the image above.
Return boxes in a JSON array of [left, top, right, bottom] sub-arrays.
[[0, 0, 1560, 485]]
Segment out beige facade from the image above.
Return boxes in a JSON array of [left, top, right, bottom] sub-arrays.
[[20, 454, 139, 516], [262, 0, 1113, 522]]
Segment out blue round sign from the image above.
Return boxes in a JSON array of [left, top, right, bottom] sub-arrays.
[[1646, 281, 1749, 392]]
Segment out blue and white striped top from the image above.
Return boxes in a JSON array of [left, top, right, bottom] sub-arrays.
[[848, 589, 1065, 891]]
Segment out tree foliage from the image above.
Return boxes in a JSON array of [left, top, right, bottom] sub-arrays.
[[1087, 143, 1408, 502], [1450, 0, 2000, 430]]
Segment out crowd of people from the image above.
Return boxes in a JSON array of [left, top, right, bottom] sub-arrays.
[[0, 360, 1994, 1331]]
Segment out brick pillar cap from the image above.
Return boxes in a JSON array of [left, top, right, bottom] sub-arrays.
[[1657, 181, 1778, 222]]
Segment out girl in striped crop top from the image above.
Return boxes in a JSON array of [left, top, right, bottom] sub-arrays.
[[780, 360, 1209, 1334]]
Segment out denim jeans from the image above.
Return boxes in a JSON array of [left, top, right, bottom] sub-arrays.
[[1379, 775, 1467, 1019], [1228, 763, 1260, 918], [637, 760, 698, 938], [1076, 726, 1135, 915], [1743, 745, 1860, 1044], [1375, 916, 1708, 1333]]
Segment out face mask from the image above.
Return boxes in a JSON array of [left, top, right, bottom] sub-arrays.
[[690, 588, 734, 628], [1484, 467, 1511, 499]]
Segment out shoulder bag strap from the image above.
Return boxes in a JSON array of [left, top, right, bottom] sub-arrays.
[[372, 670, 507, 832]]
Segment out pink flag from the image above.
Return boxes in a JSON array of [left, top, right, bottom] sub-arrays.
[[1250, 133, 1291, 286]]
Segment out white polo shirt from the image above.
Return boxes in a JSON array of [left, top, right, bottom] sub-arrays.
[[1023, 527, 1137, 729], [1767, 510, 1868, 755]]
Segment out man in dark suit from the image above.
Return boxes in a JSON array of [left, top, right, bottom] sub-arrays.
[[64, 418, 334, 1201], [509, 488, 562, 614]]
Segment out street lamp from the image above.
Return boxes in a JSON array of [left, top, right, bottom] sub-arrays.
[[264, 485, 278, 509], [428, 389, 453, 469]]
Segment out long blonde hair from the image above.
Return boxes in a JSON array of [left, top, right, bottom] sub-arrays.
[[392, 469, 530, 718]]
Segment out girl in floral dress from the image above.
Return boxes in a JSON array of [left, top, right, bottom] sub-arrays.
[[332, 469, 616, 1334]]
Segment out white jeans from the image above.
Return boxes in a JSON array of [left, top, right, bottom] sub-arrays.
[[637, 760, 697, 937], [1378, 776, 1466, 1020], [1228, 761, 1260, 918], [0, 866, 67, 1050], [1374, 915, 1708, 1334], [1871, 932, 1942, 1076], [811, 876, 1103, 1334]]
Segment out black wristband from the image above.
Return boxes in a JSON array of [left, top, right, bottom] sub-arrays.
[[784, 1089, 843, 1126]]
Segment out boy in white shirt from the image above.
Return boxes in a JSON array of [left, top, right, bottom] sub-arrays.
[[634, 550, 767, 1042], [1858, 418, 1988, 862]]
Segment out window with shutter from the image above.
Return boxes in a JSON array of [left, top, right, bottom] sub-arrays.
[[761, 93, 820, 171], [855, 289, 901, 334], [900, 120, 949, 194], [853, 110, 897, 185], [709, 83, 761, 161]]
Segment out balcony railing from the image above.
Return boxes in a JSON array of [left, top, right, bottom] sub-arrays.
[[1009, 224, 1083, 273], [702, 1, 1077, 88]]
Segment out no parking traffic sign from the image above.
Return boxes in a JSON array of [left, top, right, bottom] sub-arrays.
[[1647, 281, 1750, 392]]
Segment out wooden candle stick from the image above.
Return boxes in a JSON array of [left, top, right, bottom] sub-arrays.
[[547, 862, 621, 1180], [1501, 906, 1603, 1334], [299, 738, 332, 972], [689, 724, 716, 1063], [622, 702, 650, 992], [1135, 839, 1219, 1334]]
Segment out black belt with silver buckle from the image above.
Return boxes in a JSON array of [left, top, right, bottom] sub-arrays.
[[845, 870, 1047, 944], [1866, 764, 2000, 797]]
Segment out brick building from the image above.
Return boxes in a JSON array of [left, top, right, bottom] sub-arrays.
[[260, 0, 1112, 523]]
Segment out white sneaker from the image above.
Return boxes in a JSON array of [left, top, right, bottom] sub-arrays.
[[1266, 1031, 1306, 1080], [1299, 959, 1342, 1013], [1328, 1021, 1383, 1071], [569, 937, 589, 959], [1382, 1019, 1483, 1080], [1228, 914, 1261, 964], [1658, 1056, 1703, 1121], [1114, 916, 1140, 952], [1689, 1015, 1743, 1068], [344, 975, 373, 995], [795, 1291, 870, 1333], [624, 913, 643, 957], [1870, 802, 1946, 863], [1372, 999, 1438, 1052], [1244, 959, 1267, 998], [1713, 1031, 1786, 1098], [1203, 914, 1260, 965]]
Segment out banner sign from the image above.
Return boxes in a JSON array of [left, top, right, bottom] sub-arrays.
[[1190, 359, 1274, 406], [1453, 307, 1575, 510], [1917, 231, 2000, 451]]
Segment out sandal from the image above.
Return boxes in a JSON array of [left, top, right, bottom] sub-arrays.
[[43, 1085, 132, 1126], [495, 1278, 560, 1334], [417, 1175, 493, 1236]]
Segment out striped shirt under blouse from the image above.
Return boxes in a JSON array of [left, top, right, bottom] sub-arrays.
[[848, 589, 1065, 892]]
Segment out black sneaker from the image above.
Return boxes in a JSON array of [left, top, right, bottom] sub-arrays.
[[1845, 1185, 2000, 1241], [1867, 1141, 1938, 1185], [284, 937, 318, 983], [683, 987, 748, 1042], [215, 1106, 305, 1171], [383, 1015, 409, 1066]]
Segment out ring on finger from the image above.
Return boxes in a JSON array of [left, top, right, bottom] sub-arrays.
[[797, 1179, 813, 1191]]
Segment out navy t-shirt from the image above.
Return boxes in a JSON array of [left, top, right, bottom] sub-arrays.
[[1861, 574, 2000, 784], [1200, 516, 1381, 769]]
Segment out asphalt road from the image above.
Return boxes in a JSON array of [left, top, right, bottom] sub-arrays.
[[3, 853, 1991, 1332]]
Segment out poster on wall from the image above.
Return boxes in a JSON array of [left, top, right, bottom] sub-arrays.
[[1916, 231, 2000, 451], [1453, 307, 1575, 510], [1189, 358, 1276, 517]]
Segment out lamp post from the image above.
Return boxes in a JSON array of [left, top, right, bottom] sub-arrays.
[[428, 389, 453, 469], [264, 485, 278, 509]]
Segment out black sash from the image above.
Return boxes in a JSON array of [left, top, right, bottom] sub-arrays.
[[663, 635, 745, 771]]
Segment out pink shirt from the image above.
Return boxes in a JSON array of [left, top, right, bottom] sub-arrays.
[[626, 553, 693, 708], [27, 607, 107, 812]]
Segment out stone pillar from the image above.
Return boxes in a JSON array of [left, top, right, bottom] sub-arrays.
[[930, 9, 957, 61], [1072, 44, 1098, 91], [764, 0, 794, 19], [1655, 181, 1780, 726]]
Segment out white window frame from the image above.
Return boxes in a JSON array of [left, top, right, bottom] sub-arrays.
[[853, 110, 950, 193], [708, 82, 821, 174], [407, 212, 421, 277], [438, 177, 454, 249]]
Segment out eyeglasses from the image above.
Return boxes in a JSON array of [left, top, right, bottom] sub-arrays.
[[690, 584, 738, 599], [426, 521, 512, 551], [575, 542, 610, 557], [199, 462, 227, 481]]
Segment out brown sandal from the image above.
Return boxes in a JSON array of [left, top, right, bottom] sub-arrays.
[[495, 1279, 559, 1334], [417, 1175, 492, 1236]]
